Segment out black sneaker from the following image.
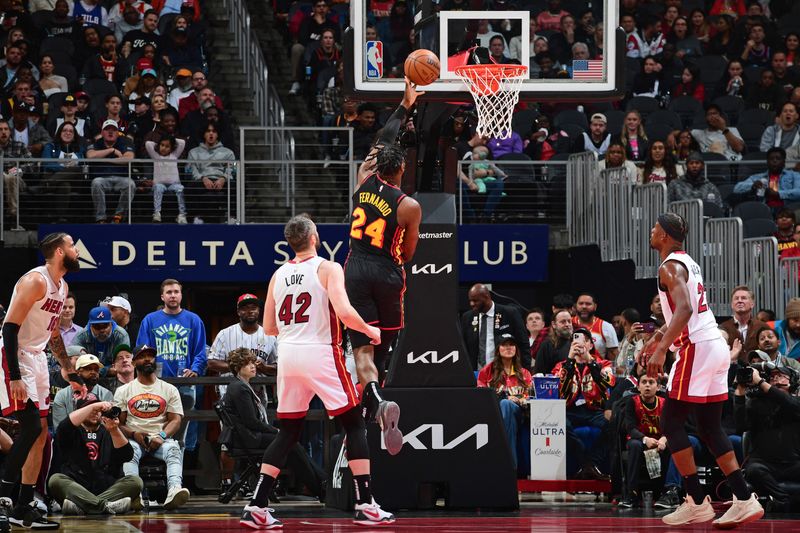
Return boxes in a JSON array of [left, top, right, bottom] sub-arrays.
[[655, 486, 681, 509], [9, 503, 59, 529], [618, 492, 639, 509]]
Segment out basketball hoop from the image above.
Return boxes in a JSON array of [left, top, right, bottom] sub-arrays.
[[454, 64, 528, 140]]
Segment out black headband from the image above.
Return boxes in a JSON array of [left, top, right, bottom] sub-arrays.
[[658, 214, 686, 242]]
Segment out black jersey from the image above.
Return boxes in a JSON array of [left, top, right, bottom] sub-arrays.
[[349, 174, 407, 265]]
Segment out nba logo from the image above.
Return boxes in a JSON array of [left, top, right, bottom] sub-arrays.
[[366, 41, 383, 79]]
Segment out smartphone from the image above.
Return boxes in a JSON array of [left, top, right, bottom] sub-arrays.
[[641, 322, 657, 333], [573, 332, 583, 342]]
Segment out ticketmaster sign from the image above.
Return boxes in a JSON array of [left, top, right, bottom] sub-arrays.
[[39, 224, 548, 283]]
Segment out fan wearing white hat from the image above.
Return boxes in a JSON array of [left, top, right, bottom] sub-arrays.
[[86, 119, 135, 223], [51, 354, 113, 428], [101, 295, 136, 340]]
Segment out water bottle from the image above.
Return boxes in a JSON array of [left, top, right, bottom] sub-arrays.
[[305, 66, 312, 81], [176, 358, 186, 377], [626, 350, 636, 376]]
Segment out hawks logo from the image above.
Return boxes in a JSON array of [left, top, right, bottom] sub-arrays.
[[129, 393, 167, 419]]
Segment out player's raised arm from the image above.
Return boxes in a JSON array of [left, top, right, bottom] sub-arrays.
[[357, 78, 424, 186], [263, 274, 279, 336], [319, 261, 380, 345]]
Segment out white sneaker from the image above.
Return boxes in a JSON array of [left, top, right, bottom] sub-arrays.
[[712, 493, 764, 529], [60, 498, 84, 516], [163, 486, 190, 510], [176, 214, 187, 224], [152, 212, 161, 222], [240, 505, 282, 529], [105, 496, 131, 515], [289, 82, 301, 95], [662, 495, 716, 526], [353, 500, 395, 525]]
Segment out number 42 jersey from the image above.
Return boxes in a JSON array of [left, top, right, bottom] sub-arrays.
[[273, 256, 340, 346], [657, 251, 722, 349]]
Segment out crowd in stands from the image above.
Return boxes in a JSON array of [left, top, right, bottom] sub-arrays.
[[464, 283, 800, 511], [275, 0, 800, 225], [0, 0, 237, 228]]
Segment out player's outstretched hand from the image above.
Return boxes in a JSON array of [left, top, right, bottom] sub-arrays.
[[401, 77, 425, 108], [366, 325, 381, 346]]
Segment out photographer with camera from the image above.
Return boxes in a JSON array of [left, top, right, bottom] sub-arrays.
[[734, 358, 800, 511], [51, 354, 113, 428], [48, 399, 142, 515]]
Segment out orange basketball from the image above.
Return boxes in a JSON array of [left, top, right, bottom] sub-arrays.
[[404, 49, 440, 86]]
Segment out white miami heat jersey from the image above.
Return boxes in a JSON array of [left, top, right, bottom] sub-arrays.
[[2, 266, 66, 354], [658, 251, 721, 348], [273, 256, 339, 345]]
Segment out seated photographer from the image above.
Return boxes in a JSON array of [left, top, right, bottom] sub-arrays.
[[48, 399, 142, 515], [114, 344, 190, 510], [222, 348, 325, 499], [477, 333, 533, 473], [52, 354, 113, 428], [734, 364, 800, 511], [553, 327, 615, 479]]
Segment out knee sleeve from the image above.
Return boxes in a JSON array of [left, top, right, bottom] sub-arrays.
[[374, 330, 398, 381], [3, 402, 43, 481], [337, 406, 369, 460], [261, 418, 304, 469]]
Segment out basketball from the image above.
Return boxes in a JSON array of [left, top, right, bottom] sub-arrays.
[[404, 49, 440, 86]]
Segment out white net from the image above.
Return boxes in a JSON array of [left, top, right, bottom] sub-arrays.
[[455, 64, 528, 140]]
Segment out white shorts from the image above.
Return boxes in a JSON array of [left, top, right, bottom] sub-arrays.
[[667, 337, 729, 404], [0, 346, 51, 417], [276, 342, 359, 419]]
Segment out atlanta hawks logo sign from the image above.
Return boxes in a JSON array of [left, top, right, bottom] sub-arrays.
[[129, 393, 167, 419]]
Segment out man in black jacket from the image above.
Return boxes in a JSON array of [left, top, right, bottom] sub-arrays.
[[461, 283, 529, 370], [735, 365, 800, 510], [48, 398, 143, 515]]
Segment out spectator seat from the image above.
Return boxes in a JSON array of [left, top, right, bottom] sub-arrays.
[[738, 123, 767, 153], [511, 109, 539, 138], [624, 57, 641, 94], [701, 152, 731, 185], [703, 201, 726, 218], [738, 108, 775, 129], [738, 151, 769, 180], [733, 201, 773, 221], [214, 401, 264, 504], [743, 218, 778, 238], [560, 123, 587, 144], [554, 109, 589, 131], [777, 13, 800, 35], [645, 109, 682, 131], [717, 183, 735, 204], [645, 122, 674, 142], [626, 96, 659, 121], [743, 66, 765, 85], [604, 110, 626, 136], [712, 95, 746, 127], [668, 96, 704, 129], [40, 36, 75, 59]]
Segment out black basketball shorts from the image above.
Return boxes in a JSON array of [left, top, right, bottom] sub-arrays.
[[344, 254, 405, 348]]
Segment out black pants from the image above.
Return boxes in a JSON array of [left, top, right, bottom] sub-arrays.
[[745, 459, 800, 504], [255, 432, 325, 497], [625, 439, 670, 498]]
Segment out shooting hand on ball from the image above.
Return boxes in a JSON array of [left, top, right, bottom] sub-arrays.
[[401, 77, 425, 108]]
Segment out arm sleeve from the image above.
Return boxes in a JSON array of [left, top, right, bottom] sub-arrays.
[[374, 104, 408, 147], [624, 399, 644, 440], [1, 323, 22, 380]]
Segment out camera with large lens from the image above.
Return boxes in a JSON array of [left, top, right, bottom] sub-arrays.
[[750, 361, 777, 375], [101, 406, 121, 419], [736, 366, 754, 386]]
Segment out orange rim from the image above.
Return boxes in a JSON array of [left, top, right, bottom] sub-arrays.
[[454, 64, 528, 81]]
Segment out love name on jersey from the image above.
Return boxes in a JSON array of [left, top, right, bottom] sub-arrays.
[[285, 273, 304, 286], [358, 192, 392, 217]]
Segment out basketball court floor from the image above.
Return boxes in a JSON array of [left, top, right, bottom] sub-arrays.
[[51, 496, 796, 532]]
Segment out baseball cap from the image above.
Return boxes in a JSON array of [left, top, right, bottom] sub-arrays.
[[87, 306, 113, 325], [75, 392, 100, 408], [63, 94, 77, 106], [133, 344, 157, 359], [496, 332, 516, 344], [176, 68, 192, 77], [102, 119, 119, 130], [13, 101, 33, 113], [686, 151, 703, 163], [237, 293, 262, 308], [590, 113, 607, 124], [141, 68, 157, 78], [113, 344, 132, 359], [135, 57, 154, 72], [75, 353, 102, 370], [748, 350, 770, 363], [74, 91, 90, 101], [104, 295, 132, 313], [134, 95, 151, 106]]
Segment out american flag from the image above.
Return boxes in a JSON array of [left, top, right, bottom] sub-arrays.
[[572, 59, 604, 80]]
